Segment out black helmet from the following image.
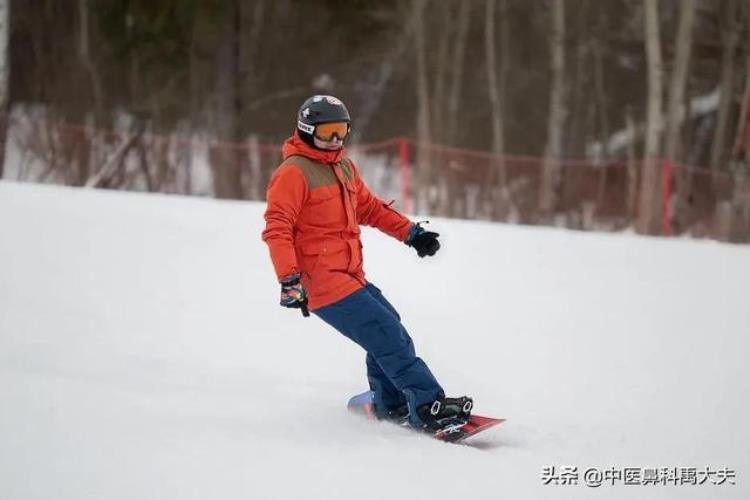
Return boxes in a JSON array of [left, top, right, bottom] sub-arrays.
[[296, 95, 351, 148]]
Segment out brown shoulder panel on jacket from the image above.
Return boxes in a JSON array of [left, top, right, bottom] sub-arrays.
[[279, 155, 338, 189]]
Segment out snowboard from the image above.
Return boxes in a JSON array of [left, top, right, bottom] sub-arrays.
[[347, 391, 505, 443]]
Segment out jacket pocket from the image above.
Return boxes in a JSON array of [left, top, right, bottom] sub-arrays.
[[307, 186, 336, 205], [299, 241, 348, 293], [299, 244, 323, 276], [304, 185, 344, 226]]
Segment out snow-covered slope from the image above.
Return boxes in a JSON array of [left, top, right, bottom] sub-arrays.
[[1, 181, 748, 500]]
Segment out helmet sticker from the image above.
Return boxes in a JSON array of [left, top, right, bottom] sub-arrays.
[[301, 107, 311, 118], [297, 120, 315, 134], [325, 96, 343, 106]]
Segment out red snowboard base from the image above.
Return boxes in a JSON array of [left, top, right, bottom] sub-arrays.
[[347, 391, 505, 443]]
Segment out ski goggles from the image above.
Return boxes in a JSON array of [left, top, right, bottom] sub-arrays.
[[313, 121, 350, 141]]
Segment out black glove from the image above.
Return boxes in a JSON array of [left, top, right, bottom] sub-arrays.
[[405, 223, 440, 258], [279, 273, 309, 316]]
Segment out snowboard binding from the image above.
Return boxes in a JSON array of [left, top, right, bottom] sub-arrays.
[[414, 396, 474, 432]]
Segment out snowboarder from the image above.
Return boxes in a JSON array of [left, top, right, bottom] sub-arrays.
[[262, 95, 472, 431]]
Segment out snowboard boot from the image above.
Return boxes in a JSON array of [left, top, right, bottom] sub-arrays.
[[376, 403, 410, 425], [413, 396, 473, 431]]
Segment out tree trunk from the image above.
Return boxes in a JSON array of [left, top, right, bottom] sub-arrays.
[[499, 0, 510, 135], [540, 0, 566, 215], [413, 0, 431, 214], [430, 2, 450, 145], [729, 4, 750, 240], [484, 0, 508, 219], [485, 0, 504, 161], [211, 0, 244, 200], [568, 0, 590, 159], [447, 0, 471, 144], [665, 0, 695, 232], [78, 0, 103, 122], [186, 12, 201, 196], [593, 28, 609, 162], [731, 50, 750, 163], [731, 5, 750, 168], [664, 2, 695, 163], [710, 0, 741, 171], [626, 109, 638, 221], [637, 0, 664, 234], [0, 0, 9, 179], [413, 0, 431, 146], [588, 2, 614, 165]]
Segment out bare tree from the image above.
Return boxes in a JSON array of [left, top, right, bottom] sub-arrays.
[[412, 0, 431, 213], [540, 0, 566, 214], [732, 4, 750, 167], [211, 0, 244, 199], [710, 0, 742, 171], [78, 0, 103, 122], [0, 0, 9, 178], [664, 2, 695, 163], [484, 0, 509, 214], [485, 0, 505, 161], [665, 0, 696, 230], [638, 0, 664, 234], [728, 3, 750, 236], [626, 108, 639, 220], [71, 0, 107, 186], [447, 0, 471, 144], [430, 2, 451, 144], [413, 0, 431, 147], [592, 4, 609, 161]]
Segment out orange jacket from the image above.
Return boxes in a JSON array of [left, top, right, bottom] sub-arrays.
[[262, 135, 413, 310]]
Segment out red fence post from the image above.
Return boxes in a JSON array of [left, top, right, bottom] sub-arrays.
[[398, 136, 411, 213], [662, 159, 673, 237]]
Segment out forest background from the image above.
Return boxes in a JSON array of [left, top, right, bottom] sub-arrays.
[[2, 0, 749, 241]]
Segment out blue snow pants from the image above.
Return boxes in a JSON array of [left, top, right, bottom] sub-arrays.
[[314, 282, 444, 412]]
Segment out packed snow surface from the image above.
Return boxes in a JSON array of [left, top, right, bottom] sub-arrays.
[[1, 181, 749, 499]]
